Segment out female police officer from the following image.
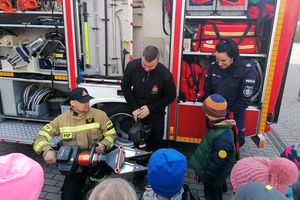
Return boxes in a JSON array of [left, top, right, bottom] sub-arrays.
[[204, 38, 257, 147]]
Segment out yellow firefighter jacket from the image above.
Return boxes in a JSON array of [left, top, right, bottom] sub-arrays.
[[33, 107, 116, 156]]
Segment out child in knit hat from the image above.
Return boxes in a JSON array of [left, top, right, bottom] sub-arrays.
[[235, 182, 288, 200], [230, 156, 298, 195], [0, 153, 44, 200], [143, 148, 187, 200], [189, 93, 236, 200], [281, 142, 300, 200]]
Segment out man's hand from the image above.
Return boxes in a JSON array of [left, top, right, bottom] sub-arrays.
[[138, 105, 150, 119], [96, 142, 105, 154], [43, 150, 56, 165], [132, 108, 141, 122]]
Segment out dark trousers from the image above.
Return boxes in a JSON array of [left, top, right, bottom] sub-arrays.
[[62, 168, 88, 200], [133, 113, 165, 190], [233, 111, 246, 147], [141, 113, 165, 152], [61, 163, 111, 200], [204, 185, 223, 200]]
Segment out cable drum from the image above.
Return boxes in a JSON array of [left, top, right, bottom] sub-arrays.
[[23, 84, 38, 109], [26, 87, 53, 111], [22, 84, 54, 116]]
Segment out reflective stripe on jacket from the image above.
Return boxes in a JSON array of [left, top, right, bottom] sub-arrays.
[[33, 107, 116, 155]]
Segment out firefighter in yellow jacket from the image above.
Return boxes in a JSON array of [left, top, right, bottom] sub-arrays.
[[33, 87, 116, 200]]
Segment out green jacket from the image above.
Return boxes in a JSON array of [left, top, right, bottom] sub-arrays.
[[189, 123, 236, 187]]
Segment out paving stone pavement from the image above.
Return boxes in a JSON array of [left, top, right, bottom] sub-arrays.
[[0, 137, 278, 200], [272, 43, 300, 146], [0, 43, 299, 200]]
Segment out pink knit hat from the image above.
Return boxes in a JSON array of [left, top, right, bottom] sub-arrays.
[[0, 153, 44, 200], [230, 156, 298, 194]]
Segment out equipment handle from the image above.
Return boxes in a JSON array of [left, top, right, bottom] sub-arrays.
[[114, 145, 124, 174]]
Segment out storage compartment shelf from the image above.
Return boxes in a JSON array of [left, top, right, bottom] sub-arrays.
[[0, 24, 64, 28], [0, 77, 68, 84], [186, 15, 247, 19], [183, 51, 267, 58], [0, 11, 63, 15]]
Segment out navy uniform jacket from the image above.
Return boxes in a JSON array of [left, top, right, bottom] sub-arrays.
[[204, 60, 257, 113], [121, 58, 176, 114]]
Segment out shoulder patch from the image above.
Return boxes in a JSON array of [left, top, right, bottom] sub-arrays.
[[105, 121, 113, 129], [43, 124, 52, 132], [243, 86, 254, 97], [218, 150, 227, 159]]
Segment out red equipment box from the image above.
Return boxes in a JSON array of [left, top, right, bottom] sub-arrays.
[[200, 22, 258, 53]]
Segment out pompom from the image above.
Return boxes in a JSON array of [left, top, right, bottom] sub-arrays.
[[269, 157, 298, 194]]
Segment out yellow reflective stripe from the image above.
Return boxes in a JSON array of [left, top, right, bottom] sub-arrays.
[[205, 31, 255, 37], [38, 131, 53, 142], [203, 43, 255, 50], [238, 45, 255, 49], [103, 128, 116, 137], [104, 137, 115, 148], [59, 123, 100, 133], [89, 175, 106, 183], [34, 140, 49, 153], [203, 44, 215, 49]]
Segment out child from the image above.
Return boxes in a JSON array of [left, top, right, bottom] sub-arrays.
[[0, 153, 44, 200], [281, 142, 300, 200], [230, 156, 298, 195], [143, 148, 187, 200], [189, 94, 236, 200], [88, 178, 137, 200], [235, 182, 288, 200]]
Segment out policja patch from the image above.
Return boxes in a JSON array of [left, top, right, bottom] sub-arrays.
[[243, 86, 253, 97]]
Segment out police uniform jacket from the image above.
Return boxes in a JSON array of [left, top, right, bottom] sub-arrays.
[[121, 58, 176, 114], [33, 107, 116, 156], [204, 60, 257, 113]]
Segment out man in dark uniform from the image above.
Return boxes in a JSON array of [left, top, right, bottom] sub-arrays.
[[121, 45, 176, 151], [204, 39, 257, 147]]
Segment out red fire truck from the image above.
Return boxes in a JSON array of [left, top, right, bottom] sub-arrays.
[[0, 0, 299, 147]]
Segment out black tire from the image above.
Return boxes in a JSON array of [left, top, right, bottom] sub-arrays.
[[100, 103, 131, 117], [100, 103, 135, 148]]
